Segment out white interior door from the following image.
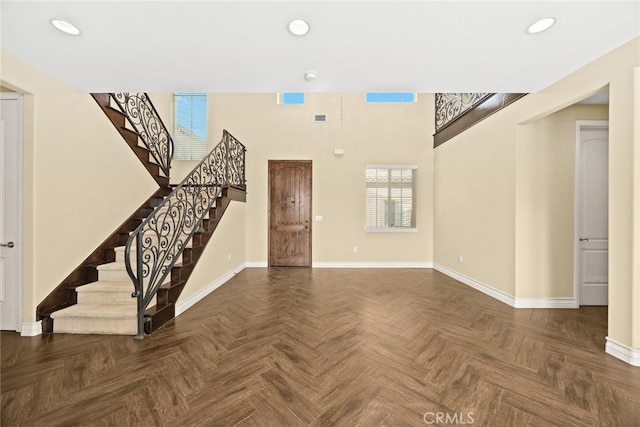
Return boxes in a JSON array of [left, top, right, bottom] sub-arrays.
[[577, 122, 608, 306], [0, 93, 22, 331]]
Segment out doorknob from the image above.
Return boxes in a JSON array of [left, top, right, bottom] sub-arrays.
[[0, 241, 14, 248], [579, 238, 589, 242]]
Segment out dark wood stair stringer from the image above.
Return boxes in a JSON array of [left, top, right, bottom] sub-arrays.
[[37, 187, 172, 332], [143, 186, 247, 334], [91, 93, 169, 188]]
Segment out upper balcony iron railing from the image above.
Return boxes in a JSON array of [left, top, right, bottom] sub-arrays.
[[124, 130, 246, 338], [110, 93, 173, 177], [435, 93, 492, 131], [433, 93, 527, 147]]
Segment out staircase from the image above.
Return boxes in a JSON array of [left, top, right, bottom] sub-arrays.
[[38, 93, 247, 337], [36, 187, 172, 332], [51, 283, 137, 335], [50, 244, 163, 335]]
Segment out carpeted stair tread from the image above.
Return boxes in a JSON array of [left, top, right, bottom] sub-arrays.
[[96, 262, 128, 271]]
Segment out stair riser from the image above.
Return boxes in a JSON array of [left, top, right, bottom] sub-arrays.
[[145, 304, 175, 334], [157, 283, 185, 306], [53, 318, 136, 335], [98, 270, 131, 282], [96, 265, 172, 286], [115, 250, 182, 265], [77, 292, 136, 305]]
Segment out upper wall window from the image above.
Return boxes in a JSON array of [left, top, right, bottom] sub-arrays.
[[366, 92, 415, 103], [172, 93, 207, 160], [280, 92, 305, 105], [366, 166, 417, 231]]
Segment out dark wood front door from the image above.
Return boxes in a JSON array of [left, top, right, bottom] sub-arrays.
[[269, 160, 312, 267]]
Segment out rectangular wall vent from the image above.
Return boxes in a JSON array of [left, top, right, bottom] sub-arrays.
[[314, 114, 327, 122]]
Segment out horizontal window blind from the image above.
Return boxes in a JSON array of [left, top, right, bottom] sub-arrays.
[[172, 93, 207, 160], [366, 166, 417, 230]]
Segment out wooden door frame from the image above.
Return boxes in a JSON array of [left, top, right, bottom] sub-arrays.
[[573, 120, 609, 307], [268, 160, 312, 267]]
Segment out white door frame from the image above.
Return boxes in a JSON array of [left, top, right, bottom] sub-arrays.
[[573, 120, 609, 307], [1, 92, 24, 332]]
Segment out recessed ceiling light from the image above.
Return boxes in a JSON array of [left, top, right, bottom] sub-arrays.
[[50, 19, 81, 36], [525, 17, 557, 35], [288, 19, 310, 36]]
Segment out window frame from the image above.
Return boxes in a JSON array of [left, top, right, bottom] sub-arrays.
[[365, 165, 418, 232], [172, 92, 208, 161]]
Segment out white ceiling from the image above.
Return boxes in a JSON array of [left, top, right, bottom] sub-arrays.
[[1, 1, 638, 93]]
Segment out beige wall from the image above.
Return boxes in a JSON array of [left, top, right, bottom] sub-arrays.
[[434, 110, 518, 294], [516, 104, 608, 299], [434, 37, 639, 349], [202, 93, 434, 265], [155, 93, 434, 265], [606, 49, 637, 349]]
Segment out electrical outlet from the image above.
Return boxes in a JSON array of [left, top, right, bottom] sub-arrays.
[[228, 253, 232, 261], [353, 246, 358, 253], [459, 255, 463, 263]]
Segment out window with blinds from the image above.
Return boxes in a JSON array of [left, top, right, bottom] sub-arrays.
[[365, 166, 417, 231], [172, 93, 207, 160]]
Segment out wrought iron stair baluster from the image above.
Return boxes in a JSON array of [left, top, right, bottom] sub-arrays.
[[125, 130, 247, 338]]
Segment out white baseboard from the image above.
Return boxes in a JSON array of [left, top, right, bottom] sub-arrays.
[[433, 263, 578, 309], [606, 337, 640, 367], [313, 262, 433, 269], [175, 263, 246, 316], [433, 263, 516, 306], [245, 261, 268, 268], [21, 321, 42, 336], [513, 297, 578, 309], [245, 261, 433, 269]]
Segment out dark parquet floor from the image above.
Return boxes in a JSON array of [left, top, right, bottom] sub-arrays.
[[2, 268, 639, 426]]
